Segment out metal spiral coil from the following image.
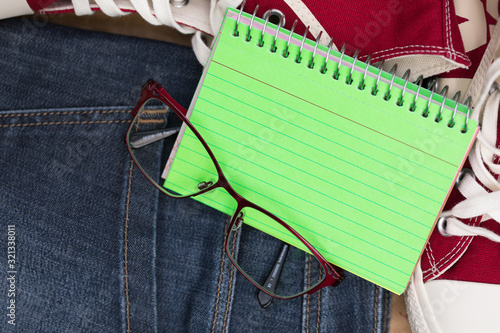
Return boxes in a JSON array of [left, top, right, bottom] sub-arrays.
[[270, 15, 284, 52], [396, 69, 411, 106], [320, 37, 334, 74], [358, 54, 372, 90], [346, 49, 360, 85], [295, 26, 310, 64], [233, 0, 246, 36], [257, 11, 270, 47], [435, 86, 449, 123], [333, 44, 346, 80], [372, 59, 385, 96], [308, 31, 322, 69], [423, 79, 437, 117], [245, 4, 259, 42], [384, 64, 398, 101], [283, 20, 297, 58], [232, 3, 473, 133], [448, 91, 461, 127], [409, 75, 424, 112]]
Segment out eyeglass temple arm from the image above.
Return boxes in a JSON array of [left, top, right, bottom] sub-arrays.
[[258, 243, 290, 308], [150, 80, 189, 118]]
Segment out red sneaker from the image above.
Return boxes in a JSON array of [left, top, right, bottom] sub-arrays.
[[0, 0, 209, 33], [406, 4, 500, 330]]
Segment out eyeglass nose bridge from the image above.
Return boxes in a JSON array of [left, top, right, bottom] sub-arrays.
[[197, 181, 214, 190]]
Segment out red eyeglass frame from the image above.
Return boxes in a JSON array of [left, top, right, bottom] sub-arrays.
[[126, 80, 343, 299]]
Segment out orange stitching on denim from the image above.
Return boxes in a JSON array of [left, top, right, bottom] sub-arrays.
[[0, 109, 129, 117], [136, 109, 166, 126], [124, 160, 134, 333], [211, 215, 231, 333], [136, 119, 165, 125], [222, 228, 237, 333], [316, 289, 321, 333], [142, 109, 168, 115], [313, 257, 322, 333], [0, 120, 130, 127], [373, 286, 379, 333]]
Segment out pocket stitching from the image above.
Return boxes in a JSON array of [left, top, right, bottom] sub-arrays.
[[0, 119, 130, 128]]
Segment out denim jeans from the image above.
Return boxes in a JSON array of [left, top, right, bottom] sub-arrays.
[[0, 17, 391, 332]]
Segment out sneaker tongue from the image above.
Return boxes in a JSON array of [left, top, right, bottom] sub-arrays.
[[28, 0, 59, 11]]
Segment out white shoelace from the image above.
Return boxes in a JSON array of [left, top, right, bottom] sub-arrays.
[[70, 0, 242, 64], [72, 0, 194, 32], [440, 59, 500, 242]]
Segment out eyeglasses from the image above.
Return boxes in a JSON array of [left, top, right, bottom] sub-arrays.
[[126, 80, 343, 299]]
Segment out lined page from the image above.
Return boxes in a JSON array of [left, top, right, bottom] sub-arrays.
[[164, 9, 478, 294]]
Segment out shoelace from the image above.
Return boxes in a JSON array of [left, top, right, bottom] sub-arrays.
[[70, 0, 242, 63], [72, 0, 193, 32], [440, 59, 500, 242]]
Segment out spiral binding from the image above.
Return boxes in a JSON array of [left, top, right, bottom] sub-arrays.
[[232, 3, 473, 133], [397, 69, 411, 106]]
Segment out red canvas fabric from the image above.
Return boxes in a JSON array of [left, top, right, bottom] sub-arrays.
[[27, 0, 58, 11], [243, 0, 470, 66]]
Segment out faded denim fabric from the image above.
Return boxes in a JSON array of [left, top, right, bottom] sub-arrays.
[[0, 17, 391, 333]]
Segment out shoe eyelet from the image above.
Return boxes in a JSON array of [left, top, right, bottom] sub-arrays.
[[455, 168, 474, 188], [170, 0, 188, 7], [437, 217, 451, 237]]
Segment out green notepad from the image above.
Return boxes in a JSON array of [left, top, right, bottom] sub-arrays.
[[162, 7, 479, 294]]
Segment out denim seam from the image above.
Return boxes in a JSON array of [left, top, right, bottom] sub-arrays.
[[306, 262, 311, 333], [373, 286, 379, 333], [0, 109, 130, 117], [222, 229, 237, 333], [0, 120, 130, 127], [211, 215, 231, 333], [124, 160, 134, 333], [306, 259, 311, 333], [316, 290, 321, 333], [305, 256, 322, 333]]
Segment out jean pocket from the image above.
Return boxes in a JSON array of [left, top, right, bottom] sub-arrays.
[[0, 106, 135, 332]]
